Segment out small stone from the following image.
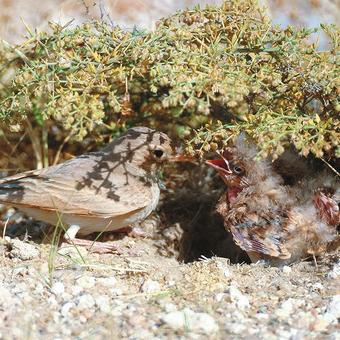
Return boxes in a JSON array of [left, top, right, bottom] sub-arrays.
[[215, 293, 225, 302], [47, 296, 58, 306], [0, 284, 12, 307], [60, 292, 72, 302], [61, 302, 75, 317], [164, 303, 177, 313], [327, 261, 340, 279], [312, 318, 330, 331], [162, 308, 219, 333], [110, 288, 123, 296], [97, 276, 117, 287], [228, 322, 246, 334], [51, 282, 65, 295], [95, 295, 111, 313], [34, 283, 45, 295], [141, 279, 161, 293], [228, 286, 250, 309], [76, 276, 96, 289], [217, 261, 231, 278], [282, 266, 291, 274], [323, 295, 340, 324], [312, 282, 323, 291], [0, 243, 7, 256], [71, 285, 83, 296], [39, 263, 49, 275], [276, 298, 304, 318], [77, 294, 95, 310], [8, 239, 40, 260], [79, 315, 87, 323]]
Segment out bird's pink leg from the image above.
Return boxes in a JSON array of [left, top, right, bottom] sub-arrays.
[[62, 225, 123, 254], [63, 237, 123, 254]]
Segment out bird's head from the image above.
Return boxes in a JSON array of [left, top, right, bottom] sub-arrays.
[[108, 127, 192, 173], [206, 149, 247, 189], [206, 133, 270, 201]]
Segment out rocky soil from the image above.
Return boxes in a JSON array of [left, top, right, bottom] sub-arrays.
[[0, 221, 339, 339]]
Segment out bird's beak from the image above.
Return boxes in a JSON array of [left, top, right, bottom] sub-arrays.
[[205, 152, 232, 174]]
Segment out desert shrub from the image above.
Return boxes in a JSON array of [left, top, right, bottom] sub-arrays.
[[0, 0, 338, 169]]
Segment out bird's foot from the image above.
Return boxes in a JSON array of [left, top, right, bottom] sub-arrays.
[[62, 237, 123, 254], [62, 225, 123, 254]]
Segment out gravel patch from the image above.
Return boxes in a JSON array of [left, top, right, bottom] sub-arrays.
[[0, 236, 338, 339]]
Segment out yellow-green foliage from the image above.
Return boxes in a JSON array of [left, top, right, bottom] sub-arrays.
[[0, 0, 339, 161]]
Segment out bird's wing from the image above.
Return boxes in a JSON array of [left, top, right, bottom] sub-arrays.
[[314, 190, 340, 226], [228, 214, 291, 259], [0, 156, 155, 217]]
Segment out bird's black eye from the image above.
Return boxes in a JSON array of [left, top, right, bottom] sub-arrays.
[[233, 165, 244, 174], [153, 149, 164, 158]]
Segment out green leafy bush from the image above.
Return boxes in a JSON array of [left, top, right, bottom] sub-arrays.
[[0, 0, 338, 168]]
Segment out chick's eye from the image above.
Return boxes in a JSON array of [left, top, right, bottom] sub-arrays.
[[153, 149, 164, 158], [233, 165, 244, 174]]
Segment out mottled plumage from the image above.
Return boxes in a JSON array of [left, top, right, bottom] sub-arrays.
[[207, 134, 339, 265]]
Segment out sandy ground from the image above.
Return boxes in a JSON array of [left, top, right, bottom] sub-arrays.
[[0, 219, 339, 339]]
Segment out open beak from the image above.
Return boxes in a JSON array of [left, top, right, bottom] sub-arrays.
[[205, 152, 232, 174]]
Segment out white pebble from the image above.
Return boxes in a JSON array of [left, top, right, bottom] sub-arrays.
[[228, 322, 246, 334], [61, 302, 75, 317], [312, 282, 324, 291], [77, 294, 95, 310], [9, 239, 40, 260], [229, 286, 250, 309], [76, 276, 96, 289], [282, 266, 291, 274], [97, 276, 117, 287], [162, 308, 219, 333], [47, 296, 58, 306], [327, 261, 340, 279], [34, 283, 45, 295], [215, 293, 225, 302], [0, 284, 12, 307], [51, 282, 65, 295], [95, 295, 111, 313], [71, 285, 83, 296], [323, 295, 340, 324], [110, 288, 123, 296], [164, 303, 177, 313], [276, 298, 304, 318], [217, 261, 231, 278], [141, 279, 161, 293], [79, 315, 87, 323]]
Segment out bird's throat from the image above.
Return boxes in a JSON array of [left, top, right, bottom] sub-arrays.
[[227, 187, 241, 204]]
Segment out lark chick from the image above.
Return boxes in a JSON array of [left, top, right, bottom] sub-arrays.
[[206, 134, 339, 265], [0, 127, 176, 253]]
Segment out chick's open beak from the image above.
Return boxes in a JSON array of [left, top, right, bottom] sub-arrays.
[[205, 152, 232, 174]]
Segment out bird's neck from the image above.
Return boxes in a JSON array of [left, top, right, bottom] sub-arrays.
[[227, 187, 242, 204]]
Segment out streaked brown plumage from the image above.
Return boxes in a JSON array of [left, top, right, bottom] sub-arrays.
[[0, 127, 175, 252], [206, 134, 339, 265]]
